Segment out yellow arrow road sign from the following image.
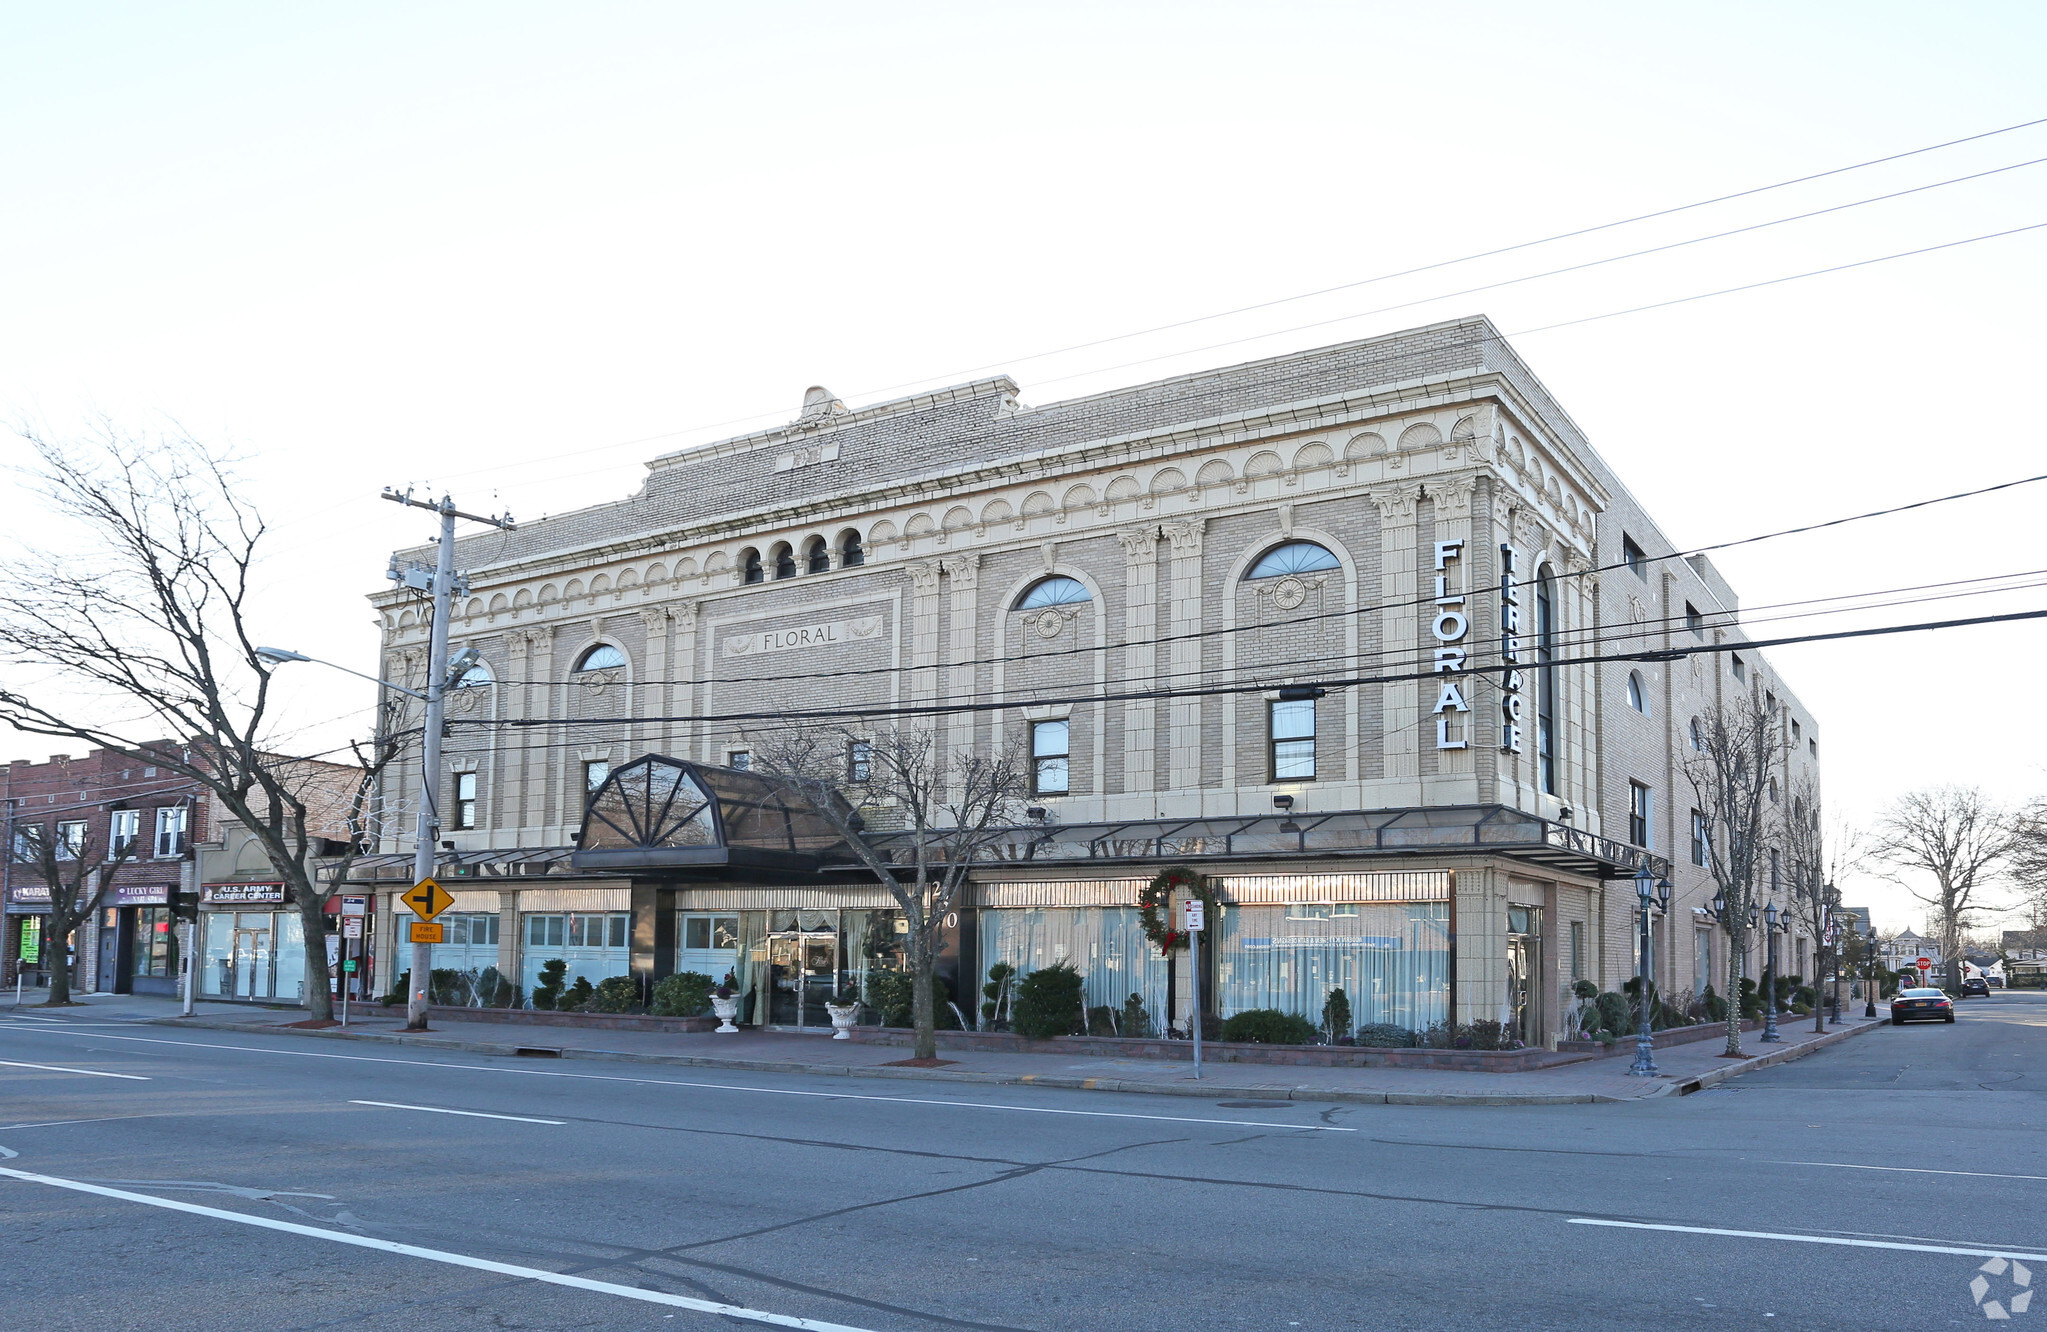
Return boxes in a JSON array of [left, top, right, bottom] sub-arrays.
[[401, 877, 454, 922]]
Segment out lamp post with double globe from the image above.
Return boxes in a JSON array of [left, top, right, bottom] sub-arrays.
[[1627, 866, 1674, 1077], [1760, 901, 1783, 1043], [1865, 924, 1880, 1018]]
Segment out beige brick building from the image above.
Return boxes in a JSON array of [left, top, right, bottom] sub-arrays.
[[361, 316, 1820, 1046]]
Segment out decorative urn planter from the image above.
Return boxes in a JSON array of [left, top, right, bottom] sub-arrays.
[[825, 1002, 861, 1040], [710, 995, 741, 1034]]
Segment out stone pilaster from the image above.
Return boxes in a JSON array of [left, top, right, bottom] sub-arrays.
[[1117, 526, 1159, 795], [640, 606, 671, 756], [1162, 519, 1206, 790], [940, 555, 981, 762], [671, 599, 701, 763], [907, 561, 944, 726], [1374, 484, 1423, 798]]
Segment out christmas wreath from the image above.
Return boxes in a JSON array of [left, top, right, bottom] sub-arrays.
[[1139, 866, 1221, 955]]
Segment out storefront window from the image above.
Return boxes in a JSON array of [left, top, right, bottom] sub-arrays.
[[520, 912, 629, 995], [132, 906, 178, 979], [977, 908, 1169, 1027], [1215, 902, 1448, 1032]]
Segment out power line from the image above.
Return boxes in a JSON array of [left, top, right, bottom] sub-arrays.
[[455, 469, 2047, 691], [460, 605, 2047, 733]]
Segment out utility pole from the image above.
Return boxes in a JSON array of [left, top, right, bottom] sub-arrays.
[[381, 489, 514, 1032]]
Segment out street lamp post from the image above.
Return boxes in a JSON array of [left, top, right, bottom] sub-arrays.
[[1627, 867, 1673, 1078], [1865, 924, 1879, 1018], [1760, 901, 1782, 1043]]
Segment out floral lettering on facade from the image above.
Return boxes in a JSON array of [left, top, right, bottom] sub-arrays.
[[722, 615, 885, 657], [1430, 538, 1472, 750]]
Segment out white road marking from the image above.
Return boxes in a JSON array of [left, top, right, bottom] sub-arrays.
[[0, 1058, 148, 1080], [0, 1164, 877, 1331], [1, 1029, 1351, 1131], [350, 1100, 565, 1125], [0, 1145, 15, 1158], [1569, 1218, 2047, 1262], [1775, 1160, 2047, 1183]]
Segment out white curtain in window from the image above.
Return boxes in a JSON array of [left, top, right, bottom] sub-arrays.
[[977, 908, 1169, 1019], [1214, 903, 1447, 1028]]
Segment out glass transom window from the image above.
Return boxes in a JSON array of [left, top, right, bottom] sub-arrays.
[[1015, 576, 1091, 610], [1247, 542, 1340, 578], [574, 643, 626, 672]]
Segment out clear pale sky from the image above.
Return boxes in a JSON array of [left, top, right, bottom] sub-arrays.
[[3, 2, 2043, 933]]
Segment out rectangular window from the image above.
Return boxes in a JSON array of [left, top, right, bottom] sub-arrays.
[[1766, 691, 1777, 714], [1808, 738, 1817, 758], [56, 820, 86, 860], [1691, 810, 1710, 867], [1569, 921, 1585, 981], [583, 759, 610, 793], [1030, 720, 1070, 796], [155, 805, 188, 858], [846, 741, 872, 784], [1269, 698, 1316, 781], [110, 809, 141, 857], [1628, 782, 1652, 848], [681, 915, 740, 951], [131, 906, 177, 979], [1685, 602, 1703, 635], [1622, 535, 1647, 578], [1791, 719, 1801, 742], [453, 772, 478, 830], [526, 914, 565, 949], [727, 749, 752, 772], [11, 826, 42, 862], [1696, 929, 1713, 989], [1731, 654, 1746, 682]]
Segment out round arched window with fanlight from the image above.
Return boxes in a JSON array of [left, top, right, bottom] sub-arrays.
[[575, 643, 626, 672], [1015, 576, 1091, 611], [1245, 541, 1340, 579]]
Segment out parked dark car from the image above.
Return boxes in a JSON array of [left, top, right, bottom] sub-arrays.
[[1960, 978, 1990, 998], [1891, 988, 1955, 1025]]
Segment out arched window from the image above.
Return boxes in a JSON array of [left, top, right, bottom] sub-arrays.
[[771, 542, 796, 580], [1015, 576, 1091, 610], [839, 530, 864, 568], [740, 548, 764, 584], [1246, 541, 1341, 578], [805, 536, 830, 574], [1627, 671, 1648, 714], [574, 643, 626, 672], [1535, 565, 1558, 796], [454, 660, 493, 688]]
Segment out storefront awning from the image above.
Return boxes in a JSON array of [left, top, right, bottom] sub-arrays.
[[571, 755, 856, 874], [347, 847, 578, 880], [829, 805, 1667, 881]]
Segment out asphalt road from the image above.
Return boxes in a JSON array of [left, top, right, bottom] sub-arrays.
[[2, 991, 2042, 1331]]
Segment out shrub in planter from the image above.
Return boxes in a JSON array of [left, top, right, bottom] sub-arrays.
[[1702, 984, 1729, 1022], [1086, 1005, 1117, 1036], [1354, 1022, 1414, 1048], [1118, 993, 1152, 1039], [561, 976, 595, 1013], [651, 971, 715, 1017], [382, 969, 410, 1007], [1011, 962, 1085, 1039], [531, 959, 567, 1011], [1321, 987, 1353, 1044], [1594, 991, 1630, 1037], [476, 966, 520, 1009], [428, 968, 466, 1005], [592, 975, 639, 1014], [1463, 1019, 1519, 1051], [1738, 977, 1762, 1019], [980, 963, 1017, 1030], [865, 971, 956, 1028], [1219, 1008, 1318, 1045]]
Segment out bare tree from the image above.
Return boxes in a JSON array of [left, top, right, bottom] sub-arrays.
[[0, 425, 391, 1023], [1682, 687, 1783, 1057], [750, 722, 1029, 1061], [1781, 774, 1866, 1032], [1869, 786, 2016, 995], [14, 820, 138, 1005], [2012, 797, 2047, 931]]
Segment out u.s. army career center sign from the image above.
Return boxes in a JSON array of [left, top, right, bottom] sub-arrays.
[[723, 615, 885, 657]]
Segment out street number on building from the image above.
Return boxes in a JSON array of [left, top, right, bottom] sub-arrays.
[[402, 878, 454, 922], [407, 921, 445, 944], [1183, 900, 1205, 932]]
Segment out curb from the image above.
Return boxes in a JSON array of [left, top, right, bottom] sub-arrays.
[[147, 1016, 1606, 1107], [1658, 1018, 1884, 1096]]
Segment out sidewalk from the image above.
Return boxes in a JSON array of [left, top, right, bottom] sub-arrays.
[[14, 994, 1884, 1106]]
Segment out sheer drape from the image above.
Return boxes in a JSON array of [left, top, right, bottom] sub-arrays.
[[976, 908, 1169, 1021], [1215, 903, 1448, 1028]]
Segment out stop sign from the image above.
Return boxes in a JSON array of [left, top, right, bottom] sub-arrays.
[[1917, 957, 1932, 969]]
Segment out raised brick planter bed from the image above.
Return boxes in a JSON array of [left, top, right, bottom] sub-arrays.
[[843, 1027, 1592, 1073], [422, 1005, 717, 1034], [1560, 1017, 1762, 1056]]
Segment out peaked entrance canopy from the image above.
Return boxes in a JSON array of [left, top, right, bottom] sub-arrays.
[[572, 755, 853, 874]]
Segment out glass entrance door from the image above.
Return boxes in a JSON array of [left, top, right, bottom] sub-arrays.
[[767, 928, 838, 1027], [1506, 906, 1542, 1047], [233, 924, 273, 999]]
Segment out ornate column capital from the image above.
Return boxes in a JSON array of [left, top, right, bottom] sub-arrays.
[[670, 598, 701, 630], [1429, 474, 1477, 520], [1162, 517, 1207, 557], [940, 553, 981, 589], [1116, 526, 1159, 560], [1372, 482, 1424, 522], [907, 559, 944, 595]]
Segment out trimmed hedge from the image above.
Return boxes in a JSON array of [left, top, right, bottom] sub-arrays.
[[1218, 1008, 1318, 1045]]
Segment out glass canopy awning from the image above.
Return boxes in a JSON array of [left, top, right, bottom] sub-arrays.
[[827, 805, 1667, 881], [570, 755, 856, 873]]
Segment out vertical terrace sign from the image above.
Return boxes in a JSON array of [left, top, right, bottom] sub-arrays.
[[1497, 543, 1525, 755]]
